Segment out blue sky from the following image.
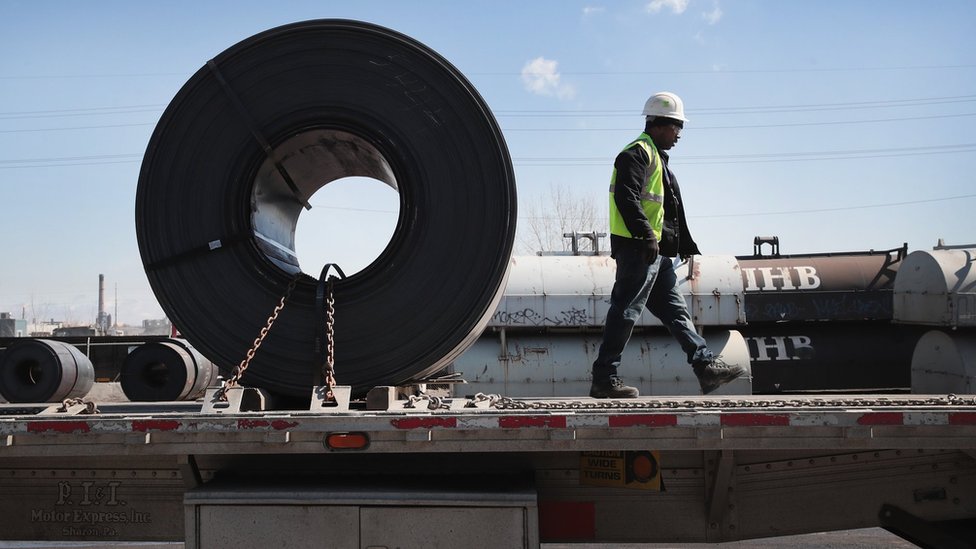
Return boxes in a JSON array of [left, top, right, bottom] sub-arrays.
[[1, 0, 974, 326]]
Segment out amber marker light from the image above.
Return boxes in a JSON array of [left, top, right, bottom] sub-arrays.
[[631, 453, 656, 482]]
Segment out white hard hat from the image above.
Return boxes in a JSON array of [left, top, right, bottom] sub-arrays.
[[642, 91, 688, 122]]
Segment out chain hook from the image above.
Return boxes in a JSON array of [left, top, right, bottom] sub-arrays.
[[317, 264, 346, 401]]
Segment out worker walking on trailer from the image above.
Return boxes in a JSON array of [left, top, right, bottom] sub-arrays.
[[590, 91, 747, 398]]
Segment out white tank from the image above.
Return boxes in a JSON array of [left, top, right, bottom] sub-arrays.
[[491, 255, 745, 329], [894, 247, 976, 328], [910, 330, 976, 394], [451, 329, 752, 397]]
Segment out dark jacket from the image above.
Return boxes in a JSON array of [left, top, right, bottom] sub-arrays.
[[609, 143, 701, 258]]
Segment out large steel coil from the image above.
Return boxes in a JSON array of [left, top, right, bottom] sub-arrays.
[[0, 339, 94, 403], [120, 339, 220, 402], [136, 20, 516, 397]]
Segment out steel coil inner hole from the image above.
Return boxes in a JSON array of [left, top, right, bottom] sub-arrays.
[[142, 361, 170, 388], [251, 129, 400, 277], [295, 176, 399, 277], [15, 359, 43, 386]]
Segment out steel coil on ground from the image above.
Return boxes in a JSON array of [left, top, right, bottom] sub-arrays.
[[120, 339, 219, 402], [0, 339, 94, 403], [136, 20, 516, 398]]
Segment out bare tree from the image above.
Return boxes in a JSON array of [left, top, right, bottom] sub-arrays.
[[28, 295, 51, 326], [62, 305, 80, 327], [517, 184, 607, 255]]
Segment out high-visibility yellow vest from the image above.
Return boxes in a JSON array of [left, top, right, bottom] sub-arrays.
[[608, 133, 664, 241]]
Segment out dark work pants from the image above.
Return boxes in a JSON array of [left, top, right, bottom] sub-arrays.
[[592, 248, 712, 381]]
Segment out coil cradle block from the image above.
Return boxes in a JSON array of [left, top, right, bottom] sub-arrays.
[[0, 339, 94, 403], [136, 20, 516, 398]]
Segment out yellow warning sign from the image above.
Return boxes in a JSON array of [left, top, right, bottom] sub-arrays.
[[580, 450, 661, 491]]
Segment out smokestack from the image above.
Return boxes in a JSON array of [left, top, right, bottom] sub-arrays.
[[98, 274, 105, 317], [96, 274, 112, 335]]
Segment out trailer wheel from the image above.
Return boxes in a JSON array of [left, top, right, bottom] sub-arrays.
[[0, 339, 94, 403], [136, 20, 515, 397]]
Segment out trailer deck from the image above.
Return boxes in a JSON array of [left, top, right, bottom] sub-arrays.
[[2, 393, 975, 546]]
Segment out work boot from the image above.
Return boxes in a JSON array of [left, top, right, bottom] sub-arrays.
[[590, 375, 639, 399], [693, 356, 747, 395]]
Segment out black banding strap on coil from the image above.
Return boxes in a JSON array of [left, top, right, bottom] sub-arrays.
[[206, 59, 311, 211]]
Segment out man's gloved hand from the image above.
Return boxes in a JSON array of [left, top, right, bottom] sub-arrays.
[[643, 238, 659, 265]]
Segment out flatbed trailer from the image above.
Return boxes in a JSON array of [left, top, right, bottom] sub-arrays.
[[2, 393, 975, 547]]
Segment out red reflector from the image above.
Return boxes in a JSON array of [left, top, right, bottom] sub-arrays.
[[325, 432, 370, 450], [538, 500, 595, 541], [857, 412, 903, 425], [949, 412, 976, 425]]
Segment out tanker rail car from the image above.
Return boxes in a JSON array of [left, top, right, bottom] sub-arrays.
[[458, 240, 975, 396], [3, 243, 972, 401], [3, 243, 973, 401]]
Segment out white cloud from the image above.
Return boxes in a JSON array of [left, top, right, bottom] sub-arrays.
[[521, 57, 576, 99], [646, 0, 689, 14], [703, 3, 723, 24], [582, 6, 605, 17]]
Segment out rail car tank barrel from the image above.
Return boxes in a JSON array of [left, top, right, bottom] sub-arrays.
[[493, 255, 744, 329], [894, 246, 976, 328], [911, 330, 976, 393], [453, 330, 752, 397], [740, 324, 920, 393], [474, 245, 932, 395], [737, 246, 906, 323]]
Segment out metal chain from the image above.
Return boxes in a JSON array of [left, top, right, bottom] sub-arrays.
[[403, 394, 449, 410], [217, 276, 299, 400], [490, 394, 976, 410], [323, 276, 337, 399], [58, 398, 98, 414]]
